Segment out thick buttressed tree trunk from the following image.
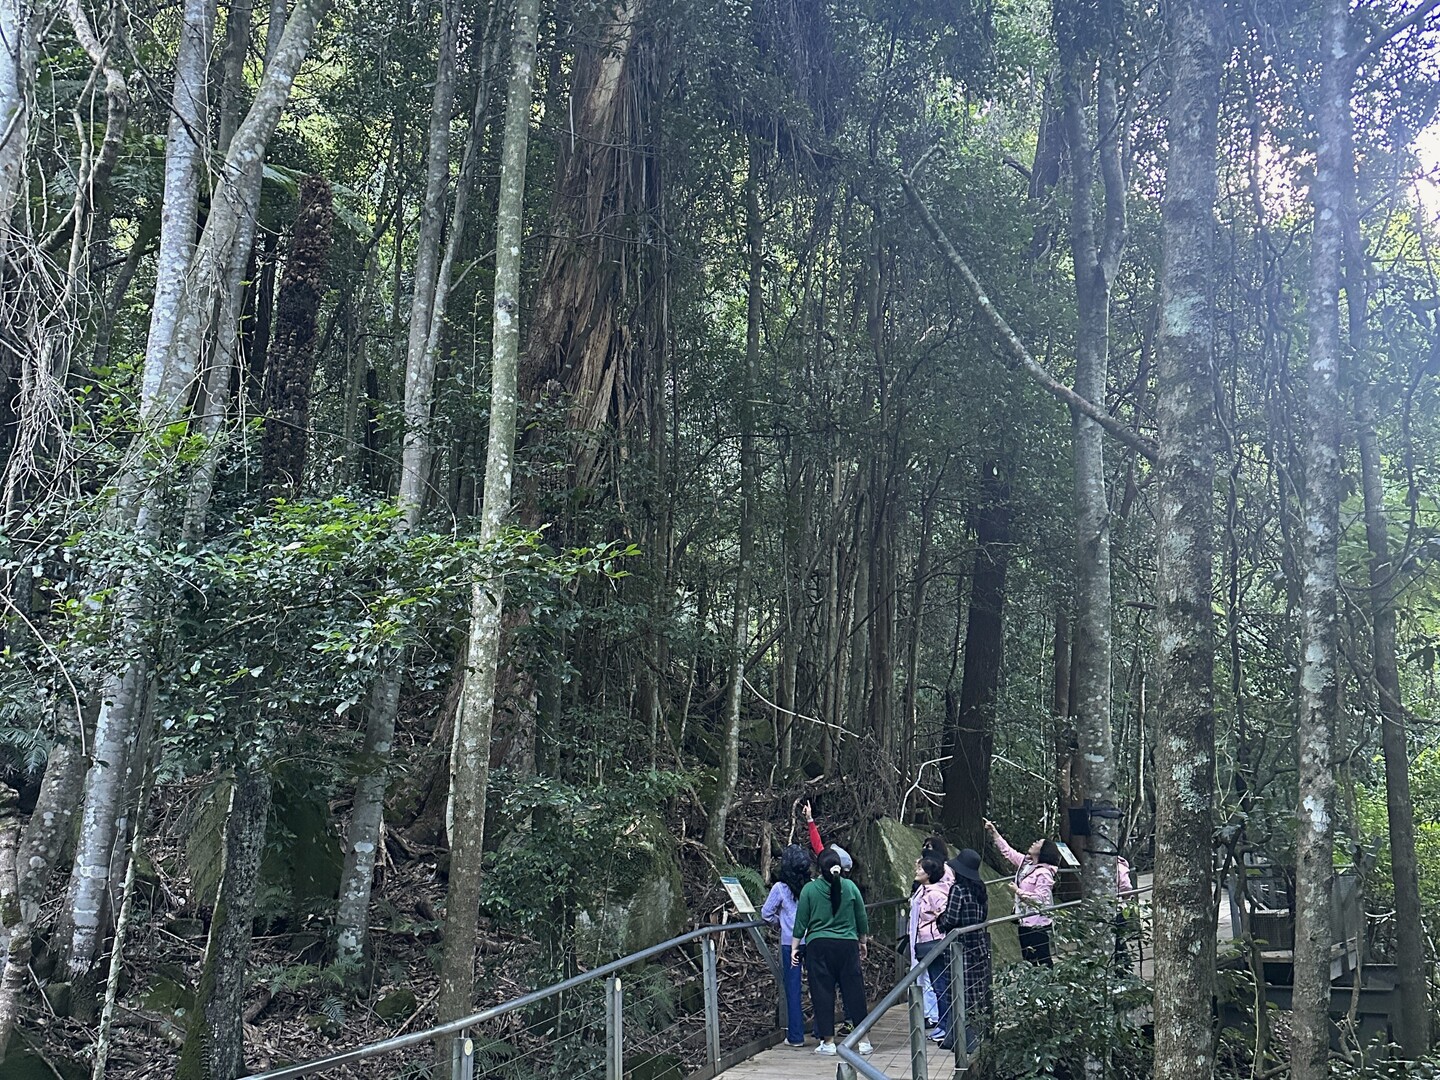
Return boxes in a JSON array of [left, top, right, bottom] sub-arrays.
[[496, 0, 652, 779], [940, 461, 1011, 852], [432, 0, 541, 1052], [705, 147, 760, 855], [1150, 0, 1222, 1075], [1056, 1, 1127, 899], [260, 174, 335, 494], [1291, 3, 1348, 1075]]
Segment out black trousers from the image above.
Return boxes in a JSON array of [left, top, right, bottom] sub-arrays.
[[805, 937, 868, 1038], [1018, 924, 1052, 967]]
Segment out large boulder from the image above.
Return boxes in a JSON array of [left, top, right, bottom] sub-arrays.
[[855, 817, 929, 901], [187, 769, 342, 926], [853, 817, 1022, 966], [574, 813, 687, 960]]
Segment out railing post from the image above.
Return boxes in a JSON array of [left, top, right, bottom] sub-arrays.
[[895, 905, 908, 982], [450, 1035, 474, 1080], [908, 979, 929, 1080], [702, 938, 721, 1069], [949, 938, 969, 1071], [606, 975, 623, 1080]]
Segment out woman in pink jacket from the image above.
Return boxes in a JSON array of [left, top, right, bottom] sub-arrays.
[[984, 819, 1060, 966]]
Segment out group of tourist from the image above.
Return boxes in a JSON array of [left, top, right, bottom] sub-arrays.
[[762, 806, 1136, 1058]]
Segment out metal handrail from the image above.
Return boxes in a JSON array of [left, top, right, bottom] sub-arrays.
[[247, 894, 915, 1080], [836, 882, 1156, 1080], [248, 919, 764, 1080]]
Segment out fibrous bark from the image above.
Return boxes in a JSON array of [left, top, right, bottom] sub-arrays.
[[432, 0, 541, 1052], [1150, 0, 1222, 1075], [260, 174, 335, 494]]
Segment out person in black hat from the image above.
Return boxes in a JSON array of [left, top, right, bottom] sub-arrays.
[[936, 849, 992, 1054]]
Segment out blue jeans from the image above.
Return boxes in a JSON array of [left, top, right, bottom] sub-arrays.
[[914, 938, 952, 1036], [783, 942, 805, 1042]]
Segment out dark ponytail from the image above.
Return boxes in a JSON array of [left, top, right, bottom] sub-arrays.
[[817, 848, 844, 913]]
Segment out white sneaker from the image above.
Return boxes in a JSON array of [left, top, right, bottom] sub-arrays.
[[815, 1042, 837, 1056], [858, 1040, 874, 1055]]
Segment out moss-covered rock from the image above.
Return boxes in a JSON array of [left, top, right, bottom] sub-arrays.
[[4, 1031, 87, 1080], [186, 769, 341, 926], [574, 813, 687, 960], [855, 817, 930, 901]]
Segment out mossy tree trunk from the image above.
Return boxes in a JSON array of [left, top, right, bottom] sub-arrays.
[[1150, 0, 1222, 1074]]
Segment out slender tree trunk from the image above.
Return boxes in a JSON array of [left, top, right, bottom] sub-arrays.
[[335, 0, 486, 961], [705, 146, 759, 854], [941, 462, 1010, 851], [1291, 3, 1348, 1074], [432, 0, 541, 1051], [1151, 0, 1222, 1075], [1339, 67, 1429, 1050], [0, 0, 38, 240], [1354, 380, 1429, 1054], [1061, 46, 1126, 900], [59, 0, 216, 975]]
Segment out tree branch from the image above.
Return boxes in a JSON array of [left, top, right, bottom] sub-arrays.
[[896, 168, 1159, 463], [1356, 0, 1440, 65]]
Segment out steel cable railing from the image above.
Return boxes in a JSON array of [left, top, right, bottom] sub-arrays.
[[835, 882, 1156, 1080]]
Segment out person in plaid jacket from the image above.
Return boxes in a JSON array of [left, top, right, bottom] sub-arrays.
[[936, 849, 992, 1054]]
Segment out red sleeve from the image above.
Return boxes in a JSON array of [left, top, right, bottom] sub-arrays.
[[808, 820, 823, 854]]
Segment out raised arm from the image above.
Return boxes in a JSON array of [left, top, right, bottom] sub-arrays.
[[986, 819, 1024, 868], [804, 800, 824, 854]]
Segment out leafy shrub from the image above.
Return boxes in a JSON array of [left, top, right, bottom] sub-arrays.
[[984, 916, 1151, 1080]]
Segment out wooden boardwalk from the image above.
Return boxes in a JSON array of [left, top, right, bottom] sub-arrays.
[[717, 1007, 957, 1080]]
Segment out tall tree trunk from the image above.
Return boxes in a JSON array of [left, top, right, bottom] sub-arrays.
[[335, 0, 491, 963], [1350, 317, 1430, 1057], [58, 0, 216, 976], [940, 461, 1010, 851], [1150, 0, 1222, 1075], [1060, 37, 1127, 900], [259, 174, 335, 494], [705, 146, 759, 854], [432, 0, 540, 1051], [1291, 2, 1348, 1074], [1354, 378, 1429, 1054]]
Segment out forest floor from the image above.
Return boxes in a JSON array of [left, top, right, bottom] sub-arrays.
[[31, 775, 866, 1079]]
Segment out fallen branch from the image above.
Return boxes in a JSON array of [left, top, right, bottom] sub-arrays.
[[896, 167, 1159, 464]]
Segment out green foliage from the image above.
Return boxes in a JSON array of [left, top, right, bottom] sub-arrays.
[[479, 770, 684, 939], [986, 921, 1151, 1079]]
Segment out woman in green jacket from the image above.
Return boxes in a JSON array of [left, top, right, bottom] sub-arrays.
[[790, 848, 874, 1057]]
